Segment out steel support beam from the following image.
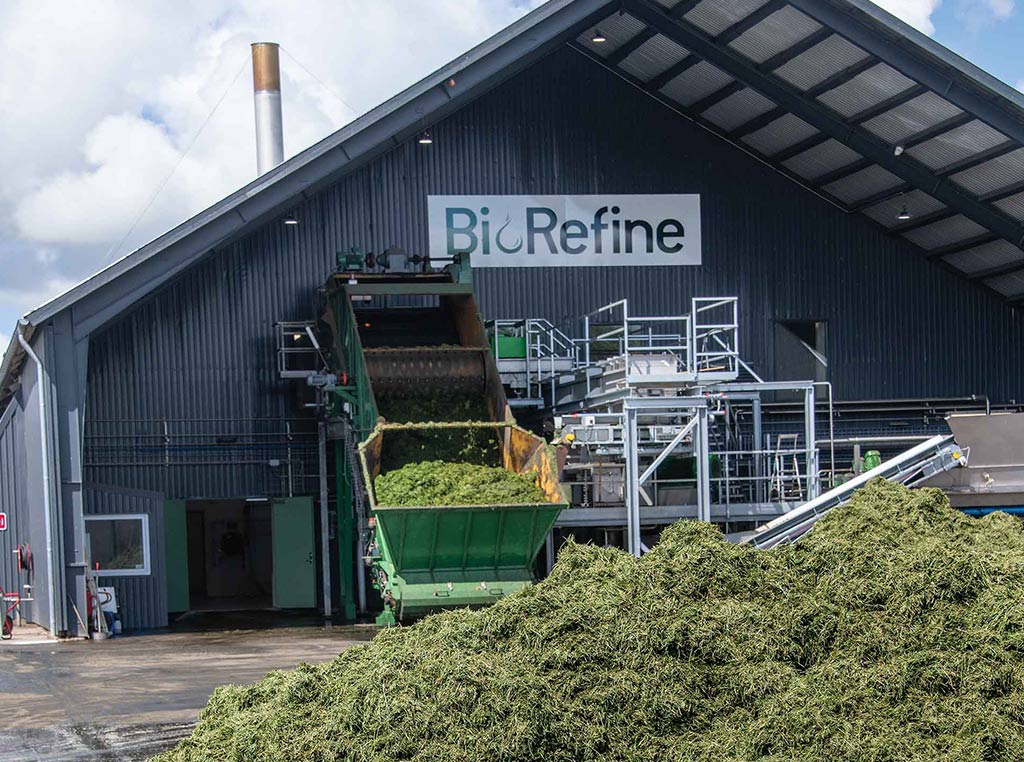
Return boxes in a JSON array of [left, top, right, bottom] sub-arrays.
[[688, 80, 745, 115], [757, 27, 832, 72], [772, 132, 830, 163], [729, 106, 786, 139], [922, 232, 998, 261], [890, 207, 956, 235], [624, 407, 641, 556], [814, 157, 872, 188], [967, 254, 1024, 282], [696, 407, 711, 523], [317, 419, 332, 619], [646, 53, 701, 91], [848, 83, 927, 124], [606, 28, 657, 66], [936, 140, 1017, 178], [715, 0, 784, 45]]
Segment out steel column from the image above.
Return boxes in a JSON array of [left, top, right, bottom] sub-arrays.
[[317, 419, 332, 619]]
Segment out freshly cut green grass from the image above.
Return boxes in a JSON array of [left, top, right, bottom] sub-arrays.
[[155, 480, 1024, 762], [374, 460, 547, 507]]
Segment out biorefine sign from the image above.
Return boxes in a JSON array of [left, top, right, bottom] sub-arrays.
[[427, 194, 701, 267]]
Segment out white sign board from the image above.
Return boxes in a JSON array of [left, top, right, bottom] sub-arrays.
[[427, 194, 701, 267]]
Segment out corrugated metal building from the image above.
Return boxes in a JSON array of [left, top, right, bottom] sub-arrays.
[[1, 0, 1023, 634]]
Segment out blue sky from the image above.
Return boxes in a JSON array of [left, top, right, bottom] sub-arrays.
[[0, 0, 1022, 354], [930, 1, 1024, 90]]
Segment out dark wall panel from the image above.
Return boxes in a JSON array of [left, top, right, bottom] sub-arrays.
[[0, 396, 33, 623], [85, 47, 1024, 498], [84, 484, 167, 631]]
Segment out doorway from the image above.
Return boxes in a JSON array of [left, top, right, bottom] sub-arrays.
[[165, 497, 317, 614], [184, 500, 273, 611]]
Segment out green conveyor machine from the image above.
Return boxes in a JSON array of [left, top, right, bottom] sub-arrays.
[[324, 254, 568, 625]]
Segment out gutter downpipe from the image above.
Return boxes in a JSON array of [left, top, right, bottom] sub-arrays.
[[17, 323, 57, 636]]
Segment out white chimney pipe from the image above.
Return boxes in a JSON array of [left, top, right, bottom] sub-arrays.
[[252, 42, 284, 175]]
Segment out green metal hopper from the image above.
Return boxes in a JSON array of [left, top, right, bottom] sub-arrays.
[[322, 254, 568, 624], [360, 422, 567, 624]]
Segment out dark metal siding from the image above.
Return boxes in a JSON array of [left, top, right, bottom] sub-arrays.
[[83, 485, 167, 630], [0, 396, 33, 623], [85, 46, 1024, 498]]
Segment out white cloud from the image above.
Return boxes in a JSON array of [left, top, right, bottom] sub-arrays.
[[873, 0, 943, 34], [0, 0, 542, 329], [983, 0, 1015, 18]]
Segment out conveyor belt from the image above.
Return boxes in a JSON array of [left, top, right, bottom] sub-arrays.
[[363, 347, 487, 393], [748, 434, 967, 549]]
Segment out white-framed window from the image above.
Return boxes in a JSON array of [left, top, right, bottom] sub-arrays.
[[84, 514, 151, 576]]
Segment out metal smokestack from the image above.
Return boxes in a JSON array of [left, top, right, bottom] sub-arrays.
[[251, 42, 284, 175]]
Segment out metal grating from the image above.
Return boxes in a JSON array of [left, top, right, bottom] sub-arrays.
[[575, 13, 648, 57], [824, 164, 903, 204], [906, 120, 1009, 171], [949, 147, 1024, 196], [684, 0, 773, 37], [944, 239, 1024, 273], [783, 138, 862, 180], [742, 113, 819, 154], [729, 7, 822, 65], [817, 63, 916, 119], [701, 87, 776, 131], [619, 34, 691, 82], [984, 270, 1024, 297], [901, 214, 989, 250], [861, 189, 946, 228], [862, 92, 962, 143], [994, 191, 1024, 222], [659, 60, 735, 107], [774, 35, 870, 91]]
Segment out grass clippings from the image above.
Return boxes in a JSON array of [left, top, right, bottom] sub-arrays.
[[155, 480, 1024, 762], [374, 460, 547, 507]]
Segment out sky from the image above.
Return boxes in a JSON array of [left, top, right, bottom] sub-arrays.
[[0, 0, 1022, 355]]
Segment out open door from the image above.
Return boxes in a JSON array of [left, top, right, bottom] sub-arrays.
[[164, 500, 189, 614], [272, 497, 316, 609]]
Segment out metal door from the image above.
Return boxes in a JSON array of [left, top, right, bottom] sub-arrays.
[[271, 497, 316, 609]]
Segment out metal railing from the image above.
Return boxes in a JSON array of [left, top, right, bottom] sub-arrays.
[[83, 417, 319, 495]]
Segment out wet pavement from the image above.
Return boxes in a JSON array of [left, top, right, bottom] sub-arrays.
[[0, 617, 376, 760]]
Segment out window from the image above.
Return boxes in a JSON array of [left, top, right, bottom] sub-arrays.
[[85, 514, 151, 576]]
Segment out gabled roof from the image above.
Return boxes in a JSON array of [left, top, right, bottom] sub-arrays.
[[5, 0, 1024, 400]]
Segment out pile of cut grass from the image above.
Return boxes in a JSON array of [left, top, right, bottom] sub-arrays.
[[155, 480, 1024, 762], [374, 460, 547, 507]]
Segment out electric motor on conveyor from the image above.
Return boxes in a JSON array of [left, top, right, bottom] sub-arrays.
[[323, 251, 568, 625]]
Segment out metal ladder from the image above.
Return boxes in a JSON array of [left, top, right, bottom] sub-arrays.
[[749, 434, 967, 549], [770, 433, 804, 501]]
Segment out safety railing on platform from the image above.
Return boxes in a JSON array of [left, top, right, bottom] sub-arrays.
[[83, 417, 319, 496]]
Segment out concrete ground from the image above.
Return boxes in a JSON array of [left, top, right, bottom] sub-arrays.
[[0, 617, 375, 761]]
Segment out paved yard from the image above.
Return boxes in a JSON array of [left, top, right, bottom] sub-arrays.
[[0, 620, 375, 760]]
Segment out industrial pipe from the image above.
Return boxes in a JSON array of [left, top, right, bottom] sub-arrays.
[[251, 42, 284, 175], [16, 323, 57, 637]]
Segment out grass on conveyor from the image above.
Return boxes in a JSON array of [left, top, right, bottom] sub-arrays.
[[375, 392, 502, 470], [154, 480, 1024, 762]]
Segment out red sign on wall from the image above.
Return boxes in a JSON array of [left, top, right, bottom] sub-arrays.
[[0, 513, 7, 531]]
